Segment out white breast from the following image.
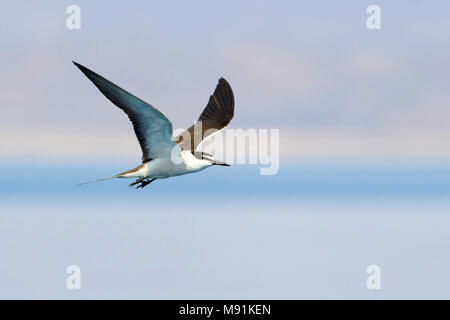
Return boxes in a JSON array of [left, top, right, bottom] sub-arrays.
[[145, 151, 211, 179]]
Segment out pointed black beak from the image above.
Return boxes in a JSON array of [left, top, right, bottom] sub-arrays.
[[213, 161, 230, 167]]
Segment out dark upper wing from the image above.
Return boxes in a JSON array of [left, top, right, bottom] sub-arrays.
[[73, 61, 179, 162], [176, 77, 234, 152]]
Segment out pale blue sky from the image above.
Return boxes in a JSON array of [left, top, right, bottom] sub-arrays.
[[1, 1, 450, 163], [1, 1, 450, 130]]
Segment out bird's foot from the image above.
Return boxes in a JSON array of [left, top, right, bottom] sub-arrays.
[[135, 178, 155, 189], [129, 177, 145, 187]]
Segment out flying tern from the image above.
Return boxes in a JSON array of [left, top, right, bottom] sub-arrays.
[[73, 62, 234, 188]]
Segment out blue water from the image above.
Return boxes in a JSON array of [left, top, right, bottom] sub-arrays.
[[1, 162, 450, 198], [1, 162, 450, 299]]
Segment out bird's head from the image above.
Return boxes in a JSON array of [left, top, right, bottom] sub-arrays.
[[193, 152, 230, 167]]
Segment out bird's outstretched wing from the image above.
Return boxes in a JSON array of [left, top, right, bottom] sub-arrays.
[[176, 78, 234, 152], [73, 62, 179, 162]]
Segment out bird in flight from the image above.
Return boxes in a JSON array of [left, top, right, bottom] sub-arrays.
[[73, 62, 234, 188]]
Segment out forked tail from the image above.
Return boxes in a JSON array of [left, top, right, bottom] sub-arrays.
[[77, 175, 120, 186], [77, 164, 145, 186]]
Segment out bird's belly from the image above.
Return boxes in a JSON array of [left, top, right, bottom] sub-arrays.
[[146, 158, 190, 179]]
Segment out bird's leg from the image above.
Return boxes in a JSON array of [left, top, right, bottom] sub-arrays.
[[129, 177, 146, 187], [136, 178, 156, 189]]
